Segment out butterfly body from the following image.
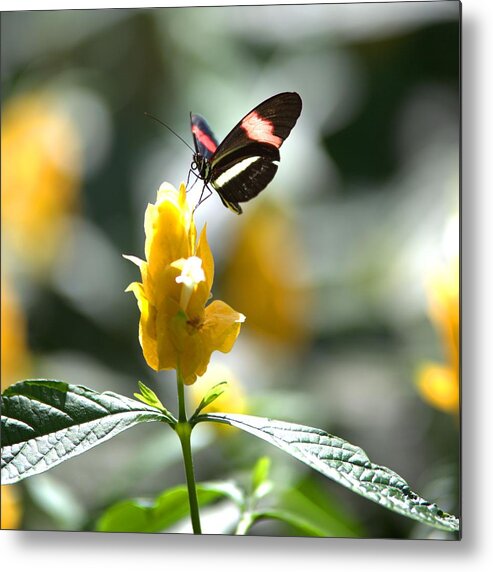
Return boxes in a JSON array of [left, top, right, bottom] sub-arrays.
[[190, 92, 302, 214]]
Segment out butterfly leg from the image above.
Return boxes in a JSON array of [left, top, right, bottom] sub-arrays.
[[193, 184, 213, 213], [186, 169, 199, 192], [187, 176, 200, 193]]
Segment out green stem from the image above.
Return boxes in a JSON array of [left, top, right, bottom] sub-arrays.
[[178, 425, 202, 534], [177, 369, 186, 422], [176, 368, 202, 534], [235, 511, 255, 535]]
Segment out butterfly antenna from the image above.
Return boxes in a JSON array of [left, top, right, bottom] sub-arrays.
[[144, 112, 195, 153]]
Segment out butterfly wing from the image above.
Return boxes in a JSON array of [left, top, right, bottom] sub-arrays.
[[191, 113, 219, 160], [209, 147, 280, 214], [212, 92, 302, 166], [208, 92, 302, 209], [190, 92, 302, 214]]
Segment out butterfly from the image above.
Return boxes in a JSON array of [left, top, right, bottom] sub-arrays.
[[190, 92, 302, 214]]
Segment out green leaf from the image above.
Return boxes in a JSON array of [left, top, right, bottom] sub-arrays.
[[282, 478, 364, 537], [196, 413, 460, 533], [191, 381, 228, 419], [251, 508, 342, 537], [97, 481, 244, 533], [251, 456, 271, 496], [274, 485, 362, 537], [1, 380, 170, 484], [134, 381, 176, 422], [24, 473, 87, 530], [237, 476, 362, 537]]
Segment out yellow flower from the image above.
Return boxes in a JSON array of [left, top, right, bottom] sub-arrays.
[[1, 278, 28, 528], [190, 361, 247, 435], [1, 485, 22, 529], [416, 364, 459, 413], [1, 91, 81, 274], [191, 361, 247, 415], [1, 279, 30, 390], [125, 182, 245, 385], [416, 256, 459, 414], [222, 201, 311, 347]]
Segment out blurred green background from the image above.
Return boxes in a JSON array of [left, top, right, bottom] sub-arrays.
[[1, 2, 460, 538]]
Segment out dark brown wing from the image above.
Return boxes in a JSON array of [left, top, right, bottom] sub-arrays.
[[210, 92, 302, 172], [211, 155, 279, 213]]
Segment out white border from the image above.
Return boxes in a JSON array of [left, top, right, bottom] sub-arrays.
[[2, 0, 492, 570]]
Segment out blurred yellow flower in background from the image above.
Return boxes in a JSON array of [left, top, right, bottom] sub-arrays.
[[125, 183, 245, 385], [1, 91, 81, 274], [223, 202, 311, 348], [1, 278, 29, 529], [190, 361, 247, 415], [416, 255, 459, 414], [190, 362, 247, 434], [1, 279, 30, 390], [1, 88, 80, 529], [1, 485, 22, 530]]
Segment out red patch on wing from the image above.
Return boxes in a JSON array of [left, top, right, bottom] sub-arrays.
[[241, 111, 282, 148], [192, 125, 217, 153]]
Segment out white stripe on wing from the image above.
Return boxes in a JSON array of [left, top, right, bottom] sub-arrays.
[[214, 156, 260, 188]]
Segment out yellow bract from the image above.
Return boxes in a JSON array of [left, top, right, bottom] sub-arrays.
[[125, 183, 245, 385]]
